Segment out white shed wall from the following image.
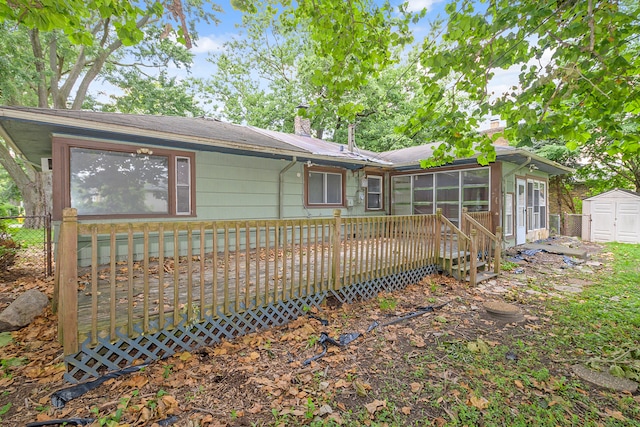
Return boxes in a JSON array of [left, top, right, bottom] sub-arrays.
[[583, 190, 640, 244]]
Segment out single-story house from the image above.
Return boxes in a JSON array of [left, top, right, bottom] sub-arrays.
[[0, 106, 571, 247], [582, 189, 640, 244], [0, 106, 573, 383]]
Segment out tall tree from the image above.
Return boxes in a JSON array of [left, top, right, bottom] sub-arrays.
[[206, 0, 334, 136], [208, 0, 440, 150], [99, 70, 207, 117], [407, 0, 640, 165]]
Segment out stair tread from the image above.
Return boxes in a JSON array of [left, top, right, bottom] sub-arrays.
[[466, 271, 498, 283]]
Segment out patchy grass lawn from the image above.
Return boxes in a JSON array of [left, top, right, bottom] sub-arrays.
[[1, 241, 639, 426]]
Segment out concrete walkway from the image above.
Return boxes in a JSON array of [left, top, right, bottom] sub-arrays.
[[520, 243, 588, 259]]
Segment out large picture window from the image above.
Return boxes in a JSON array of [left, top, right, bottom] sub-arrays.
[[53, 137, 195, 219], [305, 165, 345, 207]]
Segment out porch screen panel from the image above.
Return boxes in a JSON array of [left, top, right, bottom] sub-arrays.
[[391, 176, 412, 215], [413, 174, 434, 214], [436, 171, 460, 225], [462, 169, 489, 212], [70, 147, 169, 215]]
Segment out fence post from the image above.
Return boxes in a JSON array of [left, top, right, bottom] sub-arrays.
[[58, 208, 78, 355], [494, 226, 502, 274], [331, 210, 342, 290], [469, 229, 478, 286], [435, 208, 442, 266], [46, 213, 53, 278]]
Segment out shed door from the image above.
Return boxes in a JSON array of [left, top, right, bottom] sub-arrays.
[[590, 200, 615, 242], [615, 201, 640, 244]]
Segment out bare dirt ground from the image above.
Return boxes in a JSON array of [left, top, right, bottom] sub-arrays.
[[0, 237, 637, 426]]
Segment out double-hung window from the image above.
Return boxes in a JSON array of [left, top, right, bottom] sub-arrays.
[[53, 137, 195, 219], [305, 165, 345, 207], [366, 175, 383, 210], [526, 178, 547, 231]]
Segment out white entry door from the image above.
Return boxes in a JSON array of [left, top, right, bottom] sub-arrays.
[[516, 178, 526, 244]]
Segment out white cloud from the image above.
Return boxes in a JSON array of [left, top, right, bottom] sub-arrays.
[[191, 34, 229, 54], [405, 0, 443, 12]]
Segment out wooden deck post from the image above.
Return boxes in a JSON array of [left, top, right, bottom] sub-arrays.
[[494, 226, 502, 274], [469, 229, 478, 286], [461, 207, 468, 235], [58, 208, 79, 355], [332, 210, 342, 290]]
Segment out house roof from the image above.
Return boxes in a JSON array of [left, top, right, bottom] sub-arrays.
[[583, 188, 640, 201], [377, 142, 573, 175], [0, 107, 385, 170], [0, 106, 571, 175]]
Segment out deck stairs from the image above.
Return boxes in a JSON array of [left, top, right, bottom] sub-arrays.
[[437, 208, 503, 286], [440, 251, 499, 284]]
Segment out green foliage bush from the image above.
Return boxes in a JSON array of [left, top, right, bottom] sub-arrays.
[[0, 203, 20, 217], [0, 222, 18, 268]]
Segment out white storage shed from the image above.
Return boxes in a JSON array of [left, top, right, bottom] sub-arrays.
[[582, 189, 640, 244]]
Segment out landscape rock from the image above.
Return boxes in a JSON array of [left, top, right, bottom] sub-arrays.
[[553, 285, 583, 294], [572, 364, 639, 393], [0, 289, 49, 332]]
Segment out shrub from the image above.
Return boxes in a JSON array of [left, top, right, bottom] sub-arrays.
[[0, 203, 20, 217], [0, 222, 18, 269]]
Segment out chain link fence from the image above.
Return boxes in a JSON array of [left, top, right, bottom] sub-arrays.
[[549, 214, 560, 236], [0, 215, 53, 277], [562, 213, 583, 238]]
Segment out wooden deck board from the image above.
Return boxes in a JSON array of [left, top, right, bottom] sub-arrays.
[[76, 238, 433, 342]]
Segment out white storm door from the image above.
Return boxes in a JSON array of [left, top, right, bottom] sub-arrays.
[[516, 178, 526, 244]]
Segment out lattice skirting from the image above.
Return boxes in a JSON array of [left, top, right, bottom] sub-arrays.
[[64, 265, 439, 383], [330, 264, 439, 304]]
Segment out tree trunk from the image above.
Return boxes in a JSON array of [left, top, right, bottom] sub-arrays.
[[21, 172, 51, 229], [0, 140, 51, 228]]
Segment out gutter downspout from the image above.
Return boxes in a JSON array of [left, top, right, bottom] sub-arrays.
[[279, 157, 297, 219]]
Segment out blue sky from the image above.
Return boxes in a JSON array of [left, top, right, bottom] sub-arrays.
[[189, 0, 449, 57], [102, 0, 522, 128]]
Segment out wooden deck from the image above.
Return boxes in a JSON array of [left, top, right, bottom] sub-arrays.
[[57, 210, 500, 355], [75, 236, 440, 344]]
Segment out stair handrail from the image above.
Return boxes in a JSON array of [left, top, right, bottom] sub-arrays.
[[462, 210, 502, 274], [437, 210, 475, 281]]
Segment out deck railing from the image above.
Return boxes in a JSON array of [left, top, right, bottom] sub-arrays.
[[55, 208, 450, 356]]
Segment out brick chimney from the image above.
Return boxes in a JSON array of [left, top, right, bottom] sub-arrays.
[[490, 118, 500, 129], [294, 105, 311, 136]]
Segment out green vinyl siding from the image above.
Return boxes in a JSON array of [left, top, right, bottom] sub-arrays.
[[195, 152, 376, 220]]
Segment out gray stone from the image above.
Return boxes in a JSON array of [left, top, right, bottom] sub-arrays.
[[572, 364, 638, 393], [0, 289, 49, 332], [553, 285, 583, 293]]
